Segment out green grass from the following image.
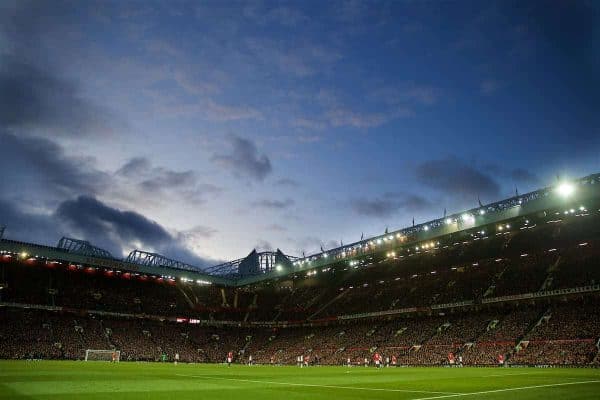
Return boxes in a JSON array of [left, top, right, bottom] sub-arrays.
[[1, 361, 599, 399]]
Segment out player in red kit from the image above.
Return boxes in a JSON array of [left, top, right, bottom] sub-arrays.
[[227, 351, 233, 367], [373, 352, 381, 368], [391, 355, 397, 366]]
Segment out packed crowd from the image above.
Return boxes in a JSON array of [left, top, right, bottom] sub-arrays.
[[2, 299, 598, 365]]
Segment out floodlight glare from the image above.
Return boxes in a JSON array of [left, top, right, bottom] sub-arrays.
[[556, 182, 575, 197], [445, 218, 453, 225], [275, 264, 283, 272]]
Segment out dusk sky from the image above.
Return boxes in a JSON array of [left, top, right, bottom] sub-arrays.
[[1, 0, 598, 268]]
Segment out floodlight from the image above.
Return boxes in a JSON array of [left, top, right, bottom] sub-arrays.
[[556, 182, 575, 197]]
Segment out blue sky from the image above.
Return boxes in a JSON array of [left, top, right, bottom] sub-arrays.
[[0, 0, 598, 267]]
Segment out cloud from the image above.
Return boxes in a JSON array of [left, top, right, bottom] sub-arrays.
[[415, 157, 500, 200], [55, 196, 213, 266], [252, 199, 295, 210], [0, 4, 116, 137], [310, 86, 424, 130], [243, 37, 341, 78], [155, 98, 262, 121], [351, 192, 433, 218], [0, 134, 219, 212], [0, 133, 220, 266], [57, 195, 171, 249], [274, 178, 300, 187], [0, 195, 216, 267], [0, 130, 109, 205], [212, 135, 273, 181], [116, 157, 222, 204]]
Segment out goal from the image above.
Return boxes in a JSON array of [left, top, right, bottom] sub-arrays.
[[85, 349, 121, 362]]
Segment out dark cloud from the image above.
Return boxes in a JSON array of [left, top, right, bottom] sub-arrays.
[[351, 192, 433, 218], [212, 135, 272, 181], [252, 198, 294, 209], [56, 196, 172, 250], [0, 3, 115, 137], [0, 132, 219, 266], [0, 131, 109, 204], [116, 157, 222, 204], [0, 195, 216, 268], [54, 196, 213, 267], [0, 57, 112, 136], [415, 157, 500, 200]]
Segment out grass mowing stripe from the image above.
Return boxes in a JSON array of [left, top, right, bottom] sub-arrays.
[[482, 372, 543, 377], [175, 373, 463, 395], [410, 380, 600, 400]]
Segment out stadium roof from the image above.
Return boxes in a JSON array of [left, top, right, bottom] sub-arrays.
[[1, 172, 599, 287]]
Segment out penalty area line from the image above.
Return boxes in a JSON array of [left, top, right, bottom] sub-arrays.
[[410, 380, 600, 400], [175, 373, 463, 395]]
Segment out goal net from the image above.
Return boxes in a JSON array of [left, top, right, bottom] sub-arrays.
[[85, 349, 121, 362]]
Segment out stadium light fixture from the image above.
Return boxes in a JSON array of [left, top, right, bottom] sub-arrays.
[[479, 209, 485, 215], [445, 218, 453, 225], [423, 225, 429, 231], [275, 264, 283, 272], [556, 182, 575, 197]]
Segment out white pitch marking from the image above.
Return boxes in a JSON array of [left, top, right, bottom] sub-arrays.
[[175, 373, 462, 395], [411, 380, 600, 400]]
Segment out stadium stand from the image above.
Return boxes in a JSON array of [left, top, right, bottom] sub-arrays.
[[1, 177, 600, 366]]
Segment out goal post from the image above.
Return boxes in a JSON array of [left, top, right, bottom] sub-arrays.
[[85, 349, 121, 362]]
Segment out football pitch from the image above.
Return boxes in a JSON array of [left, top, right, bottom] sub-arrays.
[[1, 361, 599, 400]]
